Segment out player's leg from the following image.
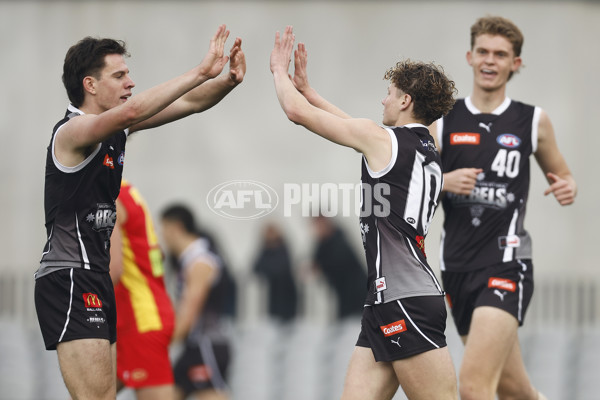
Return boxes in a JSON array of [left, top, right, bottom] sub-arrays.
[[392, 347, 457, 400], [340, 346, 399, 400], [57, 338, 116, 400], [496, 339, 546, 400], [136, 385, 177, 400], [193, 389, 229, 400], [458, 306, 518, 400]]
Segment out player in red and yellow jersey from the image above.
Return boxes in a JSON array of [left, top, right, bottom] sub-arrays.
[[110, 180, 176, 400]]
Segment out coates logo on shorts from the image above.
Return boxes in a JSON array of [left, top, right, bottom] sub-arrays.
[[488, 277, 517, 292], [206, 180, 278, 220], [380, 319, 407, 337]]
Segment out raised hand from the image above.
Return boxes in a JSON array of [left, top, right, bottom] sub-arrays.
[[292, 42, 310, 92], [198, 24, 230, 80], [228, 37, 246, 85], [270, 26, 295, 75], [443, 168, 483, 195], [544, 172, 576, 205]]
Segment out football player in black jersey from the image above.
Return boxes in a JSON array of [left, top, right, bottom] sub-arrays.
[[430, 16, 576, 400], [271, 26, 458, 400], [35, 25, 245, 400]]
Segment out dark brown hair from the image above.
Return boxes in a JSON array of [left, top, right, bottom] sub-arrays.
[[384, 60, 457, 125], [62, 37, 129, 107]]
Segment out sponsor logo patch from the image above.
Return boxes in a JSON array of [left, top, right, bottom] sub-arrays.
[[188, 365, 212, 382], [117, 151, 125, 166], [375, 277, 387, 293], [488, 277, 516, 292], [83, 292, 103, 308], [496, 133, 521, 148], [131, 369, 148, 382], [450, 132, 480, 145], [103, 154, 114, 169], [380, 319, 407, 337], [415, 235, 426, 257], [498, 235, 521, 249]]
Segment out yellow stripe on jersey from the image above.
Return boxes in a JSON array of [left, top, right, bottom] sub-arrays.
[[120, 232, 163, 333]]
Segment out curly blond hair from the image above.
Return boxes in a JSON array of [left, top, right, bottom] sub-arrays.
[[384, 60, 457, 125]]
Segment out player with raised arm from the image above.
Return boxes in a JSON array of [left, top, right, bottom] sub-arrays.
[[34, 25, 245, 400], [431, 16, 576, 400], [271, 26, 458, 400]]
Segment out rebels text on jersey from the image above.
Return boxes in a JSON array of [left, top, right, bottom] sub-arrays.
[[37, 105, 128, 278], [437, 97, 540, 272], [360, 125, 444, 306]]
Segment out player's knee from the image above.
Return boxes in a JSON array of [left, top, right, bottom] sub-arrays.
[[459, 374, 494, 400], [497, 385, 540, 400]]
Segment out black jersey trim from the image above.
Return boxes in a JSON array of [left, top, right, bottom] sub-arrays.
[[363, 128, 398, 179]]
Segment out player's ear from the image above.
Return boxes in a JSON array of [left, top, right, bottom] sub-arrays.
[[83, 76, 97, 95], [512, 56, 522, 72], [466, 50, 473, 66]]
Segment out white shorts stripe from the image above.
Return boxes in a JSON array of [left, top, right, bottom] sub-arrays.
[[396, 299, 439, 349], [198, 336, 228, 391], [58, 268, 74, 343], [516, 259, 527, 322]]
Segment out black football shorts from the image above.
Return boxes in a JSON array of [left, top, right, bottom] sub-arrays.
[[174, 337, 230, 395], [356, 295, 447, 362], [34, 268, 117, 350], [442, 259, 534, 336]]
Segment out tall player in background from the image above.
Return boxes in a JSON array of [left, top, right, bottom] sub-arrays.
[[110, 180, 176, 400], [34, 25, 245, 400], [271, 26, 458, 400], [431, 16, 576, 400]]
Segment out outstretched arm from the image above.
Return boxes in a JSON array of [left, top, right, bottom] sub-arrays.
[[534, 109, 577, 205], [292, 43, 351, 119], [131, 36, 246, 132], [271, 26, 390, 170], [58, 25, 231, 158]]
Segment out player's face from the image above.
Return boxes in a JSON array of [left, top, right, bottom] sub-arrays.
[[94, 54, 135, 111], [381, 84, 403, 126], [467, 34, 522, 92]]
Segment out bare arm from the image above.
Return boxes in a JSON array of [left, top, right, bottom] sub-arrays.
[[109, 199, 127, 286], [56, 25, 231, 166], [130, 37, 246, 132], [291, 42, 351, 119], [270, 26, 390, 170], [534, 109, 577, 205], [171, 261, 217, 343]]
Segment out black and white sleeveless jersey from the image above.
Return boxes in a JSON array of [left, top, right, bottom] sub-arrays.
[[177, 238, 232, 344], [37, 104, 128, 279], [360, 124, 444, 306], [436, 97, 540, 272]]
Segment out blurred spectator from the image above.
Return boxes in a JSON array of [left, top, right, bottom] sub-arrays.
[[311, 216, 367, 319], [253, 222, 298, 323]]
